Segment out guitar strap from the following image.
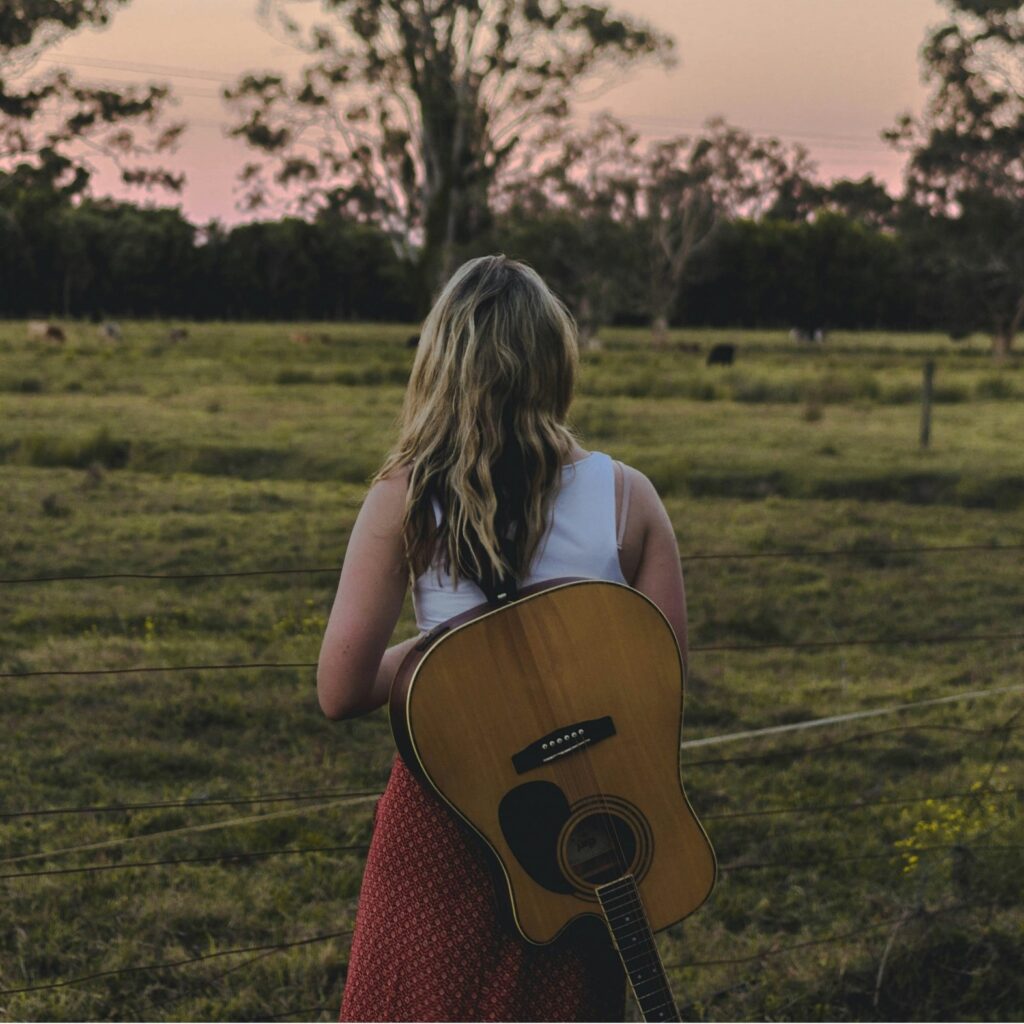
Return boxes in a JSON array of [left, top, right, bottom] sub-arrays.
[[467, 516, 520, 609]]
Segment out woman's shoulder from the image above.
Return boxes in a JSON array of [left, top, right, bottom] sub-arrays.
[[372, 461, 414, 494], [363, 463, 413, 525], [609, 457, 661, 509]]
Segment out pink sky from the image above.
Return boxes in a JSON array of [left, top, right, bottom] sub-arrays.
[[29, 0, 946, 225]]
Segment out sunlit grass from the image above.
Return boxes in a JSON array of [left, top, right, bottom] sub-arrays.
[[1, 320, 1021, 1021]]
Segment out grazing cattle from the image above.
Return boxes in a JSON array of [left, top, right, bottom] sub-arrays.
[[290, 331, 312, 345], [28, 321, 65, 342], [706, 343, 735, 366], [406, 333, 420, 349], [100, 321, 123, 342], [790, 326, 828, 343], [167, 327, 189, 342]]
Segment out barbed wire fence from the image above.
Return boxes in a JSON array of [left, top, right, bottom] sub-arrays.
[[1, 541, 1021, 1020]]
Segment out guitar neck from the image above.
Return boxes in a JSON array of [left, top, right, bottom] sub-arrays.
[[596, 875, 680, 1022]]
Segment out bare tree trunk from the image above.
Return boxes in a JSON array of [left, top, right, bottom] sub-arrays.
[[992, 328, 1014, 363], [650, 312, 669, 348], [993, 294, 1024, 363], [577, 293, 601, 351]]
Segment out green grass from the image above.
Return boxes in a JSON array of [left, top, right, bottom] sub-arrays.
[[1, 320, 1022, 1022]]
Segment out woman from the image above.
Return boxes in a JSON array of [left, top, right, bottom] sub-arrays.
[[317, 254, 689, 1022]]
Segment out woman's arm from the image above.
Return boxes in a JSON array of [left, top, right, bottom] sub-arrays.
[[317, 469, 414, 720], [628, 471, 689, 678]]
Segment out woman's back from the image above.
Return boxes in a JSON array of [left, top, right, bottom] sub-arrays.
[[412, 450, 631, 631]]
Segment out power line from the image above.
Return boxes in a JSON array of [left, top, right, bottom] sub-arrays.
[[3, 722, 1017, 875], [617, 112, 890, 148], [703, 785, 1021, 822], [680, 682, 1024, 750], [680, 541, 1024, 563], [0, 786, 380, 821], [4, 541, 1020, 584], [0, 844, 370, 882], [31, 54, 897, 155], [257, 1009, 337, 1022], [5, 630, 1021, 679], [0, 927, 353, 997], [34, 53, 239, 85], [683, 722, 1023, 770], [1, 566, 339, 584], [663, 900, 998, 970], [0, 660, 316, 680], [0, 794, 378, 868], [3, 777, 1018, 829], [5, 827, 1019, 886], [721, 843, 1024, 875], [693, 629, 1024, 654]]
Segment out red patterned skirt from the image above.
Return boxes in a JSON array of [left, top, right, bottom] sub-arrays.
[[339, 753, 627, 1022]]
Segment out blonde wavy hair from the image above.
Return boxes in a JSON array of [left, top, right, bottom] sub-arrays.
[[373, 254, 581, 589]]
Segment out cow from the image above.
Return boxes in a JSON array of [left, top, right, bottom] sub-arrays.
[[706, 343, 735, 366], [27, 321, 65, 342], [790, 326, 828, 343], [100, 321, 123, 342], [167, 327, 189, 342]]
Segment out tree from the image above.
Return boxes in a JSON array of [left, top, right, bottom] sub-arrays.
[[644, 118, 820, 340], [496, 113, 821, 343], [224, 0, 675, 310], [493, 114, 645, 346], [807, 174, 900, 231], [685, 116, 822, 224], [0, 1, 186, 197], [885, 0, 1024, 358]]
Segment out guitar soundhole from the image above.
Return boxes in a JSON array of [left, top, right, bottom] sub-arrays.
[[563, 813, 637, 885], [558, 797, 653, 898]]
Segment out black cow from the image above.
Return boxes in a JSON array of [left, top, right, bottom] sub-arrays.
[[706, 343, 735, 366]]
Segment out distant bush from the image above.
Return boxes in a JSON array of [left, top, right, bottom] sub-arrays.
[[15, 425, 131, 469], [933, 383, 970, 402], [334, 363, 410, 387], [2, 376, 45, 393], [975, 374, 1017, 399], [275, 369, 317, 385], [732, 374, 802, 404]]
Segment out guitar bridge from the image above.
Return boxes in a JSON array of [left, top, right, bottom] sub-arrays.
[[511, 716, 616, 774]]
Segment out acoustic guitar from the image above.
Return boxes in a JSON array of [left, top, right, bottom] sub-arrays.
[[389, 577, 717, 1022]]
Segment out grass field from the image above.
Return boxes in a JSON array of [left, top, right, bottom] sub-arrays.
[[1, 321, 1022, 1022]]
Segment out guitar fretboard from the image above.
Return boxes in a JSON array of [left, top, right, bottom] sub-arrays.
[[596, 875, 680, 1022]]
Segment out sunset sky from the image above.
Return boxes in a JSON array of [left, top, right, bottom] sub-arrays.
[[31, 0, 948, 225]]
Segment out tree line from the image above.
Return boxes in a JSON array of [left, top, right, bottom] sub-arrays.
[[0, 170, 938, 332], [1, 0, 1021, 353]]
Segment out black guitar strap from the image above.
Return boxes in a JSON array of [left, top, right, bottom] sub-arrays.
[[474, 561, 519, 609], [467, 517, 520, 609]]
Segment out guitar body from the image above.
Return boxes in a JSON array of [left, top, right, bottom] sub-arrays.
[[389, 578, 717, 948]]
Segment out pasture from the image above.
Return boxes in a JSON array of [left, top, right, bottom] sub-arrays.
[[1, 321, 1022, 1022]]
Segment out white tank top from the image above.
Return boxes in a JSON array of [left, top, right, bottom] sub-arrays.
[[412, 450, 629, 631]]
